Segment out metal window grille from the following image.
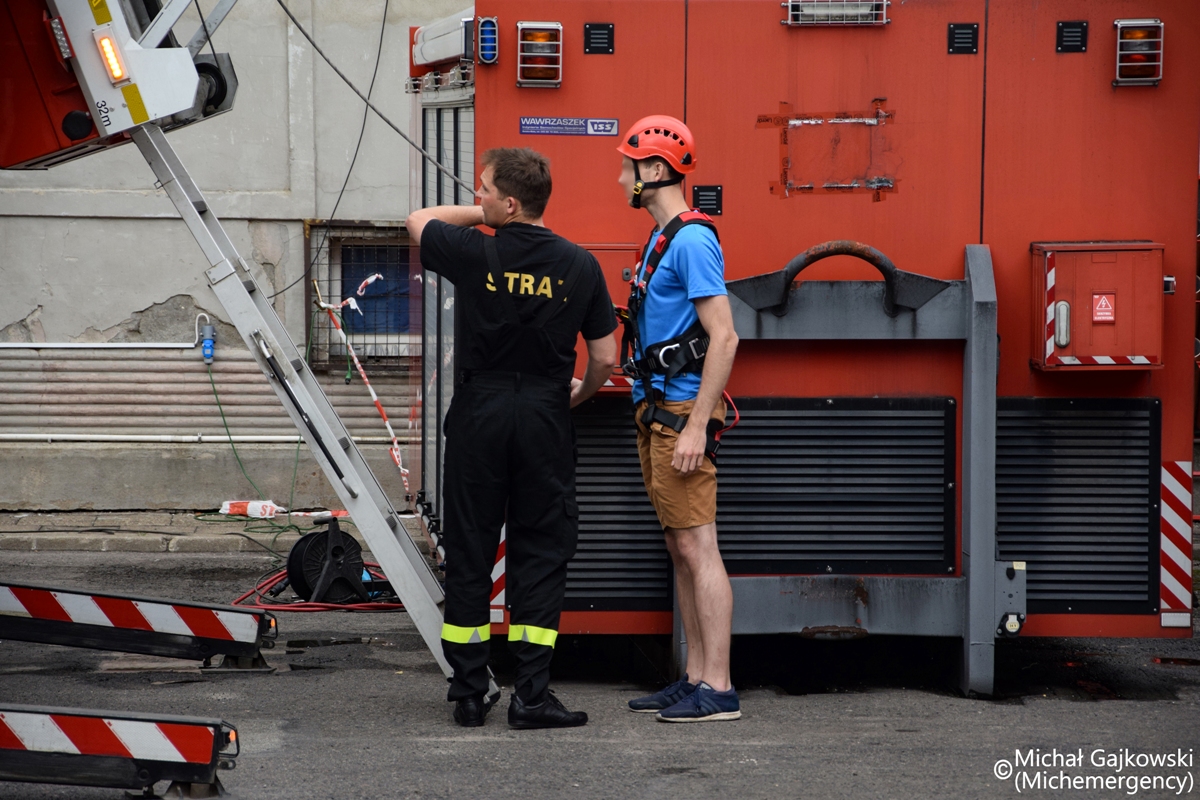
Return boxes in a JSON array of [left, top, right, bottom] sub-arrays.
[[421, 106, 475, 207], [417, 100, 473, 520], [782, 1, 889, 26], [305, 223, 421, 372]]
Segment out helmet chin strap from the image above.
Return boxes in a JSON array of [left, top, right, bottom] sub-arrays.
[[631, 160, 683, 210]]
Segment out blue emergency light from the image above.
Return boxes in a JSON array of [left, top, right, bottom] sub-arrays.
[[478, 17, 499, 64]]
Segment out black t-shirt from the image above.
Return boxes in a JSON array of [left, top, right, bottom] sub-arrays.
[[419, 220, 617, 383]]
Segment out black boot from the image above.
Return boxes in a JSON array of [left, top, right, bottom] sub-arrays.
[[508, 691, 588, 730], [453, 693, 497, 727]]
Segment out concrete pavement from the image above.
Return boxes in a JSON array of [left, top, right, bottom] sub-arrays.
[[1, 552, 1198, 799]]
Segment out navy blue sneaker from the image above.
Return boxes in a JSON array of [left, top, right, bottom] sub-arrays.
[[655, 682, 741, 722], [627, 675, 697, 713]]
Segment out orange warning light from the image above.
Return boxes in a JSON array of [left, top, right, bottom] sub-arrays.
[[1114, 19, 1163, 85], [517, 22, 562, 87], [94, 30, 127, 84]]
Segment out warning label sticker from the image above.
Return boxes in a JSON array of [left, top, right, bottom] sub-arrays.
[[519, 117, 619, 136], [1093, 293, 1116, 323]]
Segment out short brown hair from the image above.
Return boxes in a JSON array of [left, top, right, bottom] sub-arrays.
[[481, 148, 552, 217]]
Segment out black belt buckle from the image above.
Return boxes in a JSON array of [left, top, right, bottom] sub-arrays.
[[639, 403, 656, 428], [654, 342, 681, 369]]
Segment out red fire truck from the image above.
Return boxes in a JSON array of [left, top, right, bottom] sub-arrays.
[[409, 0, 1199, 695], [3, 0, 1195, 700]]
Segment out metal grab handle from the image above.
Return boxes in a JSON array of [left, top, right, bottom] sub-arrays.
[[726, 239, 953, 318], [780, 241, 904, 315]]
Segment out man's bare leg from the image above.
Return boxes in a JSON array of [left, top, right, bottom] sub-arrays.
[[665, 530, 706, 684], [666, 521, 732, 691]]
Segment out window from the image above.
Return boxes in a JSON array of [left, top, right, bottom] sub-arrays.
[[422, 105, 475, 207], [305, 223, 421, 370]]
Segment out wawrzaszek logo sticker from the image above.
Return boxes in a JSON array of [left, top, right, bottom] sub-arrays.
[[993, 748, 1195, 794], [519, 117, 619, 136]]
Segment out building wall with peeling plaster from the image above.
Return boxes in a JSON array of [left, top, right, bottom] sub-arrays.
[[0, 0, 468, 511]]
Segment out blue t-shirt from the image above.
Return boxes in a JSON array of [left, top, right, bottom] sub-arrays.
[[631, 223, 727, 403]]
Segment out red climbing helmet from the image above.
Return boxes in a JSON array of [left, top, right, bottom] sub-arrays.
[[616, 114, 698, 174]]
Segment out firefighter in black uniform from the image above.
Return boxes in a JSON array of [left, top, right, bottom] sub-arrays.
[[406, 148, 618, 729]]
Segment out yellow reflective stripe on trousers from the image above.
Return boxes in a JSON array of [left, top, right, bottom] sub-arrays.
[[508, 624, 558, 648], [441, 622, 490, 644]]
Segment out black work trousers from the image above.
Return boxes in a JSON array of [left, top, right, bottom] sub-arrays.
[[440, 371, 578, 703]]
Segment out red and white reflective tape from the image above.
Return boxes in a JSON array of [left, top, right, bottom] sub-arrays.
[[0, 585, 260, 643], [1046, 355, 1155, 366], [318, 277, 409, 493], [490, 526, 506, 624], [1159, 461, 1193, 613], [0, 710, 214, 764], [602, 375, 634, 388], [1044, 251, 1056, 362]]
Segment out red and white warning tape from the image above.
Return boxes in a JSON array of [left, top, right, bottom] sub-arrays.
[[318, 273, 410, 493], [1159, 461, 1193, 612], [0, 710, 215, 764], [0, 585, 260, 644]]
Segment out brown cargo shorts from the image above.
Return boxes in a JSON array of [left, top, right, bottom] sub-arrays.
[[634, 397, 726, 530]]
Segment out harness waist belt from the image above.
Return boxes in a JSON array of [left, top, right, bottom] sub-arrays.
[[623, 318, 709, 381]]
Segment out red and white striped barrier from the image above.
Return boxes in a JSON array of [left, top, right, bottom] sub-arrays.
[[1159, 461, 1193, 625], [0, 585, 259, 643], [0, 704, 235, 794], [0, 582, 274, 663], [0, 710, 216, 764]]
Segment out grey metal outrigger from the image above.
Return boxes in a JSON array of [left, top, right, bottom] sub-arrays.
[[723, 242, 1022, 697]]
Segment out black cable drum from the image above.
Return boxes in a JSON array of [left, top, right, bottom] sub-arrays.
[[286, 528, 365, 604]]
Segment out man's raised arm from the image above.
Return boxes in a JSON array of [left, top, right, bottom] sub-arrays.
[[406, 205, 485, 245]]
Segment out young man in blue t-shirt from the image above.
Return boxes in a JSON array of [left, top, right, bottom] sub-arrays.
[[616, 116, 741, 722]]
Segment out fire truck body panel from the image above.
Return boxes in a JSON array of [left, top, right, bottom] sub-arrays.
[[414, 0, 1197, 653]]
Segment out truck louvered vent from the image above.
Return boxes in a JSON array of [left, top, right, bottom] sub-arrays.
[[782, 1, 889, 26], [715, 398, 955, 575], [1056, 20, 1088, 53], [947, 23, 979, 54], [692, 185, 723, 216], [995, 398, 1159, 615], [569, 397, 956, 610], [569, 402, 671, 611]]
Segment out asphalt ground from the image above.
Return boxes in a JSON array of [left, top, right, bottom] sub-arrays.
[[1, 550, 1199, 800]]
